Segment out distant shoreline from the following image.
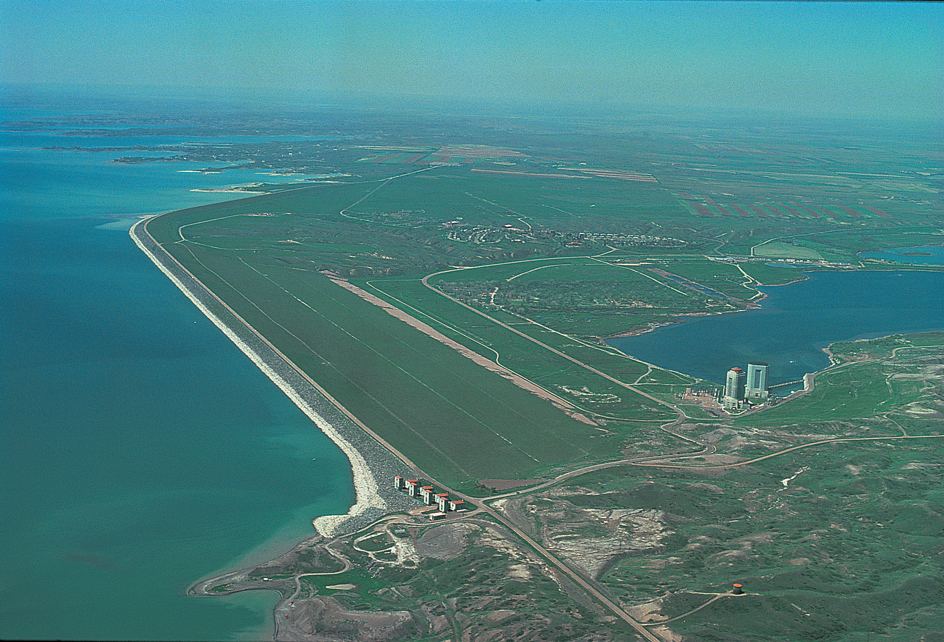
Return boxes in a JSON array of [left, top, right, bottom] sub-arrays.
[[129, 216, 415, 538], [602, 283, 776, 343]]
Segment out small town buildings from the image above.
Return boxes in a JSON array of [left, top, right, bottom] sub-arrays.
[[392, 476, 467, 515]]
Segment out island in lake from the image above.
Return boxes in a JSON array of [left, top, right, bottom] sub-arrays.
[[127, 109, 944, 641]]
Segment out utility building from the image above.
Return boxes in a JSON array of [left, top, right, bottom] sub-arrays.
[[420, 486, 435, 505], [724, 367, 746, 404], [746, 362, 769, 399]]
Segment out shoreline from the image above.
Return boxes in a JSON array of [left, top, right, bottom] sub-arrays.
[[602, 289, 772, 342], [605, 269, 944, 394], [130, 216, 416, 539]]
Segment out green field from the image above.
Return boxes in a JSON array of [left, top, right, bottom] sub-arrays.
[[148, 236, 626, 489], [146, 113, 944, 642], [753, 241, 823, 260], [146, 116, 944, 491], [740, 338, 943, 428]]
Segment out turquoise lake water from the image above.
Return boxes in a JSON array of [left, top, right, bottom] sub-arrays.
[[1, 115, 355, 640]]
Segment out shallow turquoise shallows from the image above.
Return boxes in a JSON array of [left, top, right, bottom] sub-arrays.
[[0, 119, 355, 641]]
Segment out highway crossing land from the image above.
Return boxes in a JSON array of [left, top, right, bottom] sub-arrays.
[[143, 113, 944, 641]]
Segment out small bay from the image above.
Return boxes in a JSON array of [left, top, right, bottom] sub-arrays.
[[607, 270, 944, 388]]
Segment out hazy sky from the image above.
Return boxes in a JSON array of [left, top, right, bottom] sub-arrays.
[[2, 0, 941, 118]]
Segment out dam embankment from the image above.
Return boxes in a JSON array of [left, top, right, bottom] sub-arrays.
[[130, 216, 416, 536]]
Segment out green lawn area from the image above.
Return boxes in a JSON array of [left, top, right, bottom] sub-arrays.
[[148, 224, 630, 489], [361, 276, 674, 420], [753, 241, 823, 260], [738, 364, 898, 427], [143, 153, 943, 493], [738, 261, 803, 286]]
